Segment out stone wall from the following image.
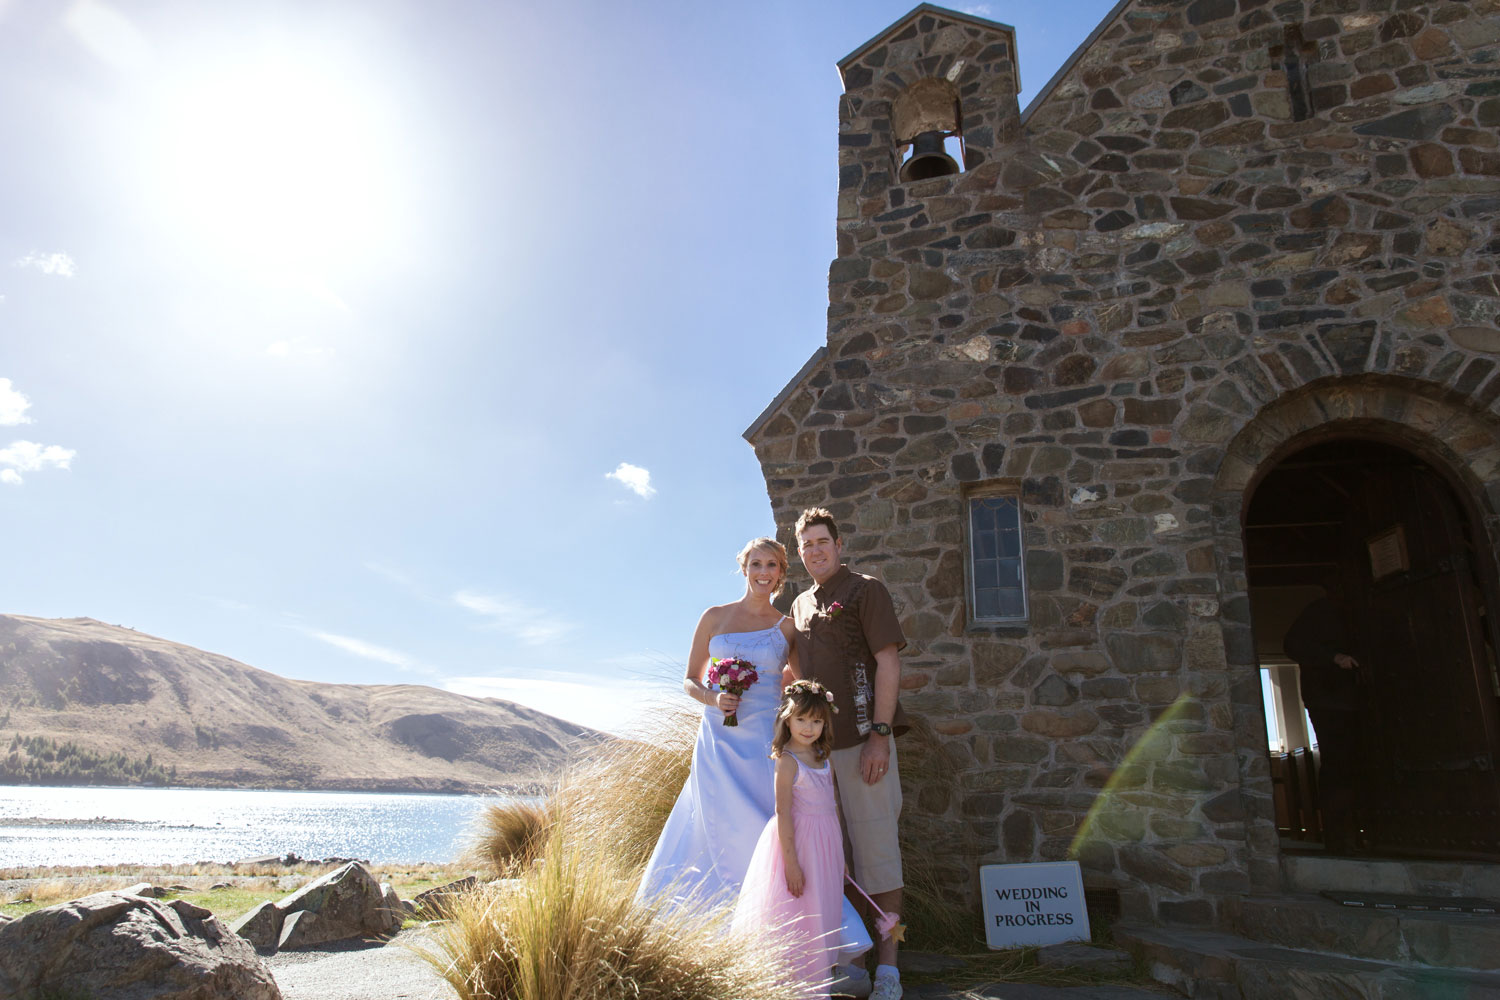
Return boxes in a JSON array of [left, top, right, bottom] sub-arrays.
[[749, 0, 1500, 923]]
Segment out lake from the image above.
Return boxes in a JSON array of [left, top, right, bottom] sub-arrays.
[[0, 786, 508, 868]]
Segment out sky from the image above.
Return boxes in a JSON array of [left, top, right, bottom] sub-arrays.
[[1, 0, 1121, 733]]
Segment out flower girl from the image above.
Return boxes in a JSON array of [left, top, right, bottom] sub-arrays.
[[731, 680, 845, 998]]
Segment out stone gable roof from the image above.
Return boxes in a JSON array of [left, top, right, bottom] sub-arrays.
[[836, 3, 1020, 97]]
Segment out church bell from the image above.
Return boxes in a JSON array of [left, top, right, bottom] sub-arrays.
[[899, 130, 960, 182]]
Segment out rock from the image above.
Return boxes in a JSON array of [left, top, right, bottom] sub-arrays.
[[271, 861, 402, 949], [122, 881, 164, 898], [414, 875, 480, 915], [277, 909, 323, 950], [210, 881, 233, 890], [0, 890, 280, 1000], [236, 854, 283, 868], [381, 882, 408, 924], [231, 900, 284, 951]]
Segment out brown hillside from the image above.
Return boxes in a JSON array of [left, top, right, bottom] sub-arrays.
[[0, 614, 601, 793]]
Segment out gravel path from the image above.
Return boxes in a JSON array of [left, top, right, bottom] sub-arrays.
[[261, 936, 1176, 1000], [267, 930, 459, 1000]]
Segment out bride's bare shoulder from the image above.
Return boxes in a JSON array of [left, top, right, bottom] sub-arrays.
[[696, 603, 736, 630]]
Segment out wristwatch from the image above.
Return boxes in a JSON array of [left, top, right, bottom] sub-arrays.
[[870, 722, 892, 736]]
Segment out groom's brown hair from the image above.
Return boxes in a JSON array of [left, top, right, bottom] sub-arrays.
[[794, 507, 840, 542]]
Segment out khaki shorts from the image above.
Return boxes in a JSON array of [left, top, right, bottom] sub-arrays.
[[830, 740, 903, 894]]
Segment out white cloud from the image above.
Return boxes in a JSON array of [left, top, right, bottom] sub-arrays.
[[443, 671, 683, 735], [606, 462, 656, 499], [961, 4, 993, 15], [14, 252, 77, 278], [308, 630, 420, 670], [453, 590, 571, 645], [0, 440, 76, 484], [0, 379, 32, 425]]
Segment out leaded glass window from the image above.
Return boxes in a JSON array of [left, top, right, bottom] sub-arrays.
[[967, 492, 1027, 624]]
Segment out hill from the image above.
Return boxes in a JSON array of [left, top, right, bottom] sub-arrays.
[[0, 614, 600, 793]]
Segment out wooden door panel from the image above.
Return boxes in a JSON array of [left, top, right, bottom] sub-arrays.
[[1347, 461, 1500, 858]]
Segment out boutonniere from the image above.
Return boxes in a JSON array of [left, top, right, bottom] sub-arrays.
[[814, 601, 845, 626]]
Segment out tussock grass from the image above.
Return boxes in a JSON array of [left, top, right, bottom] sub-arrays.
[[464, 799, 553, 878], [891, 715, 978, 951], [430, 708, 815, 999], [549, 706, 697, 871], [465, 705, 696, 882], [421, 841, 804, 1000]]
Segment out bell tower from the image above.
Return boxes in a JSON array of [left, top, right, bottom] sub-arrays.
[[835, 4, 1021, 222]]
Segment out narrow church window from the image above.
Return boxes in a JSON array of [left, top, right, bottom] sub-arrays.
[[966, 489, 1027, 624], [1275, 25, 1316, 122]]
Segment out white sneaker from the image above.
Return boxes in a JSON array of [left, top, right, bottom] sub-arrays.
[[870, 971, 902, 1000], [829, 964, 872, 998]]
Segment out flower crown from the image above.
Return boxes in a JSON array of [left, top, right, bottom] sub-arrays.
[[783, 679, 839, 714]]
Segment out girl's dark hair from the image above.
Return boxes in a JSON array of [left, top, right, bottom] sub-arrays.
[[771, 680, 836, 762]]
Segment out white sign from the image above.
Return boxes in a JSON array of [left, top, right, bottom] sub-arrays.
[[980, 861, 1090, 950]]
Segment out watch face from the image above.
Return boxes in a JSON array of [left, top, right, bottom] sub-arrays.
[[872, 723, 892, 735]]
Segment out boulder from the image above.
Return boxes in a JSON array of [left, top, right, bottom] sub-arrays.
[[381, 881, 412, 919], [230, 900, 284, 951], [122, 881, 164, 898], [0, 890, 280, 1000], [277, 909, 322, 950], [266, 861, 402, 950], [413, 875, 478, 915]]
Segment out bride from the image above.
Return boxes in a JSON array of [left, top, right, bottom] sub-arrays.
[[638, 537, 871, 960]]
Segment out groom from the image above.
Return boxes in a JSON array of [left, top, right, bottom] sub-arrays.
[[790, 507, 907, 1000]]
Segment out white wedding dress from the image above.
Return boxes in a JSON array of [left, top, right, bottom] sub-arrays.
[[637, 621, 872, 958]]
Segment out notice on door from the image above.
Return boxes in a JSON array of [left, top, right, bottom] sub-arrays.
[[980, 861, 1090, 950]]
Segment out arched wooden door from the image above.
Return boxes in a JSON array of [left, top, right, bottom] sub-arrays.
[[1341, 451, 1500, 858]]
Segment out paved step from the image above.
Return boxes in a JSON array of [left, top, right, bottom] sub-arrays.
[[1115, 923, 1500, 1000], [1224, 892, 1500, 971], [1282, 853, 1500, 899]]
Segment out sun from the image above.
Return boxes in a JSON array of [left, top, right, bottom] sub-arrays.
[[150, 49, 400, 286]]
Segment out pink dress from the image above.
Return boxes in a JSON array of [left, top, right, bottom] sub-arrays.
[[731, 754, 843, 999]]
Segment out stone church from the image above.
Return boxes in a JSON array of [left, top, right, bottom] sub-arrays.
[[747, 0, 1500, 989]]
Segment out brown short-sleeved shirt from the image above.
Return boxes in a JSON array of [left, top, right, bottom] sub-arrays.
[[791, 565, 908, 750]]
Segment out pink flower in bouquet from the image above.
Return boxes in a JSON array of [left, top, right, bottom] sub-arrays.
[[708, 656, 759, 727]]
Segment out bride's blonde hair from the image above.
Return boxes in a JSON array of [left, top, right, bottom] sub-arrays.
[[737, 536, 788, 597], [771, 680, 836, 762]]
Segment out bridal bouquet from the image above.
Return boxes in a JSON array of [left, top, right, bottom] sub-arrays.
[[707, 657, 759, 728]]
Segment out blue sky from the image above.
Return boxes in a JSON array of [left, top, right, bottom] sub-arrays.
[[1, 0, 1119, 733]]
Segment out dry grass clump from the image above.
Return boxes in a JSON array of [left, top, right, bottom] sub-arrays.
[[470, 706, 695, 880], [421, 842, 804, 1000], [552, 706, 696, 871], [6, 878, 131, 907], [890, 716, 979, 951], [464, 799, 554, 877]]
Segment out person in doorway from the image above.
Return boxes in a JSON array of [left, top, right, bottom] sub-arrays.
[[790, 508, 908, 1000], [1283, 579, 1363, 853]]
